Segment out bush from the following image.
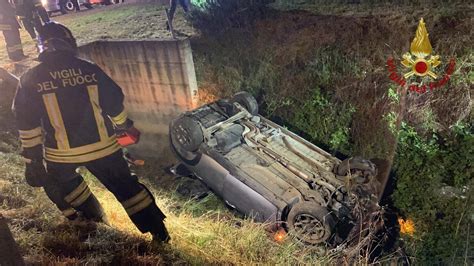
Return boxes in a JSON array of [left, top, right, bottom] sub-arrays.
[[291, 87, 355, 154], [190, 0, 274, 35], [275, 0, 472, 7], [393, 122, 473, 264]]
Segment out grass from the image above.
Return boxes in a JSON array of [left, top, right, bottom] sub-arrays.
[[62, 5, 194, 44], [0, 147, 347, 264], [274, 0, 473, 15], [191, 0, 473, 160]]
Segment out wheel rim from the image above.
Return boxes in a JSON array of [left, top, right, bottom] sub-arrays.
[[173, 125, 193, 148], [293, 214, 328, 243], [65, 1, 74, 10]]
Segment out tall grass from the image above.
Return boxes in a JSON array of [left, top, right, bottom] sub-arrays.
[[1, 149, 402, 264], [1, 150, 339, 264]]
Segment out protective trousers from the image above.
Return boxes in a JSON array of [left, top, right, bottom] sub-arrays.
[[0, 24, 24, 60], [168, 0, 190, 22], [18, 15, 40, 39], [43, 150, 167, 235], [15, 0, 49, 39]]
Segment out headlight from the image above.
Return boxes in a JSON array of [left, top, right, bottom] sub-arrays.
[[41, 0, 47, 6]]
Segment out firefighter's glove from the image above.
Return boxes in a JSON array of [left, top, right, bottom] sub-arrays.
[[115, 119, 141, 145], [24, 160, 49, 187], [115, 118, 134, 131], [21, 146, 48, 187]]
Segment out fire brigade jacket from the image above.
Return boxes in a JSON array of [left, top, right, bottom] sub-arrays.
[[13, 51, 129, 163], [0, 0, 20, 30]]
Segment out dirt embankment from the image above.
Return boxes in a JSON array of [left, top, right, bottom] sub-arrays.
[[194, 6, 472, 159]]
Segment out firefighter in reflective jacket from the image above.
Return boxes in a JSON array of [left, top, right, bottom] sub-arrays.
[[0, 0, 26, 61], [13, 22, 170, 243], [13, 0, 50, 40]]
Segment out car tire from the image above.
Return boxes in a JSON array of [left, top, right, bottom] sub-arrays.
[[335, 157, 377, 183], [231, 91, 259, 115], [287, 202, 335, 245], [170, 116, 204, 153]]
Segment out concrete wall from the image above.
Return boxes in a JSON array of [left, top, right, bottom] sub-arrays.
[[79, 40, 198, 157]]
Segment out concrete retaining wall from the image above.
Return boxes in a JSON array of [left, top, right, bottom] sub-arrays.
[[79, 40, 198, 157]]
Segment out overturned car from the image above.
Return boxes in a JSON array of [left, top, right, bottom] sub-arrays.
[[169, 92, 378, 246]]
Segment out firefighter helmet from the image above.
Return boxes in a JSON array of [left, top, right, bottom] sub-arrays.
[[37, 21, 77, 54]]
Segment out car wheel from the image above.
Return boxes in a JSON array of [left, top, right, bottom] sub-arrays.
[[231, 91, 259, 115], [170, 116, 204, 153], [287, 202, 335, 245], [335, 157, 377, 183], [64, 1, 75, 11]]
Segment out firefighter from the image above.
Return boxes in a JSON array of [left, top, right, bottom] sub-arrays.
[[0, 0, 26, 61], [13, 0, 50, 40], [12, 22, 170, 243]]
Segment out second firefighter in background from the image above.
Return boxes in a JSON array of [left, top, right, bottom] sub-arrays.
[[0, 0, 26, 61], [13, 0, 50, 40], [13, 22, 170, 242]]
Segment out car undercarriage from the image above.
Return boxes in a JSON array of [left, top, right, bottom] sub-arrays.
[[170, 92, 380, 246]]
